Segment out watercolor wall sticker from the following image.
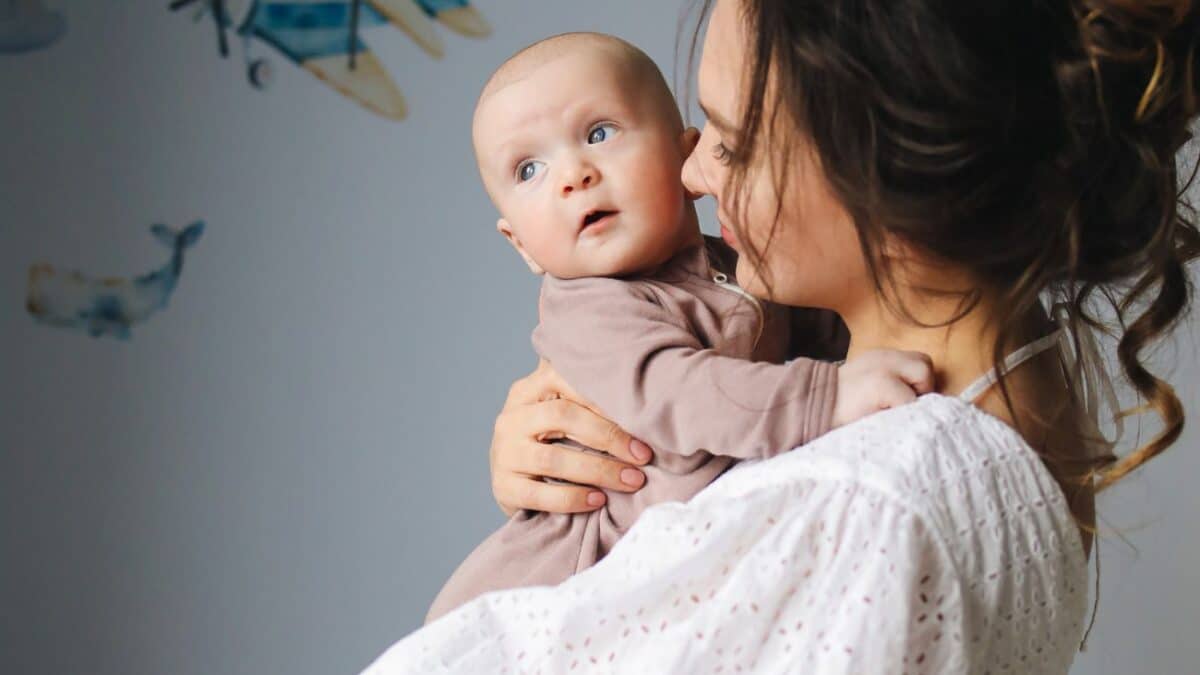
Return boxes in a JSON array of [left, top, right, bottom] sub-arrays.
[[26, 221, 206, 340], [0, 0, 65, 53], [170, 0, 491, 120]]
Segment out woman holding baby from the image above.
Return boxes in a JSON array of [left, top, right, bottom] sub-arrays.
[[368, 0, 1200, 671]]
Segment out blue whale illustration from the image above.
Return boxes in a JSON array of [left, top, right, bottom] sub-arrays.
[[0, 0, 66, 54], [25, 221, 205, 340]]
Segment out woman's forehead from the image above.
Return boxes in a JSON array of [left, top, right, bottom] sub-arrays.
[[698, 0, 745, 117]]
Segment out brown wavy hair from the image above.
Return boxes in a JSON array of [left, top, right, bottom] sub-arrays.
[[686, 0, 1200, 495]]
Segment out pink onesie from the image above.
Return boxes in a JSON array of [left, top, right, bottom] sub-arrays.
[[425, 237, 846, 623]]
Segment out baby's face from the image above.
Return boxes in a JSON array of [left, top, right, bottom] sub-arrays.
[[474, 50, 697, 278]]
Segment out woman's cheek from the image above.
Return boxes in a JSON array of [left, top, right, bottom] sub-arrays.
[[741, 195, 777, 254]]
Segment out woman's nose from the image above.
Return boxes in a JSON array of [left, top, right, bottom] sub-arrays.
[[561, 162, 600, 195], [680, 151, 708, 201]]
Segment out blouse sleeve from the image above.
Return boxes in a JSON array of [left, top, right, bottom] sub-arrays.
[[761, 483, 972, 673], [362, 475, 973, 674]]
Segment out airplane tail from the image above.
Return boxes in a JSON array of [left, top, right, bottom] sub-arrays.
[[150, 220, 206, 251]]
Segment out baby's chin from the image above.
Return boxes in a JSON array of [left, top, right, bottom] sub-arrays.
[[550, 258, 644, 280], [557, 239, 681, 279]]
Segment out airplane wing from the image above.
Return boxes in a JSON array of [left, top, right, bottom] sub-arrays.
[[242, 1, 408, 119], [413, 0, 490, 38], [367, 0, 444, 58]]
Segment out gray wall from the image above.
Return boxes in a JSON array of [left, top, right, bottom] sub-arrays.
[[1, 2, 1196, 673]]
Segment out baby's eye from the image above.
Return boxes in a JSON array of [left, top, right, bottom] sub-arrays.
[[516, 160, 545, 182], [587, 123, 619, 144]]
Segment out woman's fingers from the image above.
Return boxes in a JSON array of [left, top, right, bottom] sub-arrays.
[[528, 398, 652, 466], [493, 474, 607, 516], [504, 368, 545, 407], [528, 361, 653, 464], [529, 359, 613, 419], [501, 359, 566, 410], [489, 360, 654, 515], [499, 435, 647, 493]]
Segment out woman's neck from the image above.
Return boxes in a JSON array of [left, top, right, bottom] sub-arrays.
[[842, 292, 1006, 398]]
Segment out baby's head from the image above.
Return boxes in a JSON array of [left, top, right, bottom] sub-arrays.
[[473, 33, 701, 279]]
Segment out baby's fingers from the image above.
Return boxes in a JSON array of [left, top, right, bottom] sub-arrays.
[[894, 351, 936, 394], [874, 377, 920, 411]]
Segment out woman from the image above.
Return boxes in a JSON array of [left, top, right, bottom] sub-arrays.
[[367, 0, 1199, 671]]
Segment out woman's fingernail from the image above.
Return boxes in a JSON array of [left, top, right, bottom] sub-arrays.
[[620, 468, 645, 487], [630, 439, 653, 463], [587, 491, 606, 507]]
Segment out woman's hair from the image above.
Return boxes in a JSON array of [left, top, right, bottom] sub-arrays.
[[688, 0, 1200, 493]]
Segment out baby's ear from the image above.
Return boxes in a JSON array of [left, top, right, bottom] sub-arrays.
[[496, 218, 545, 275], [680, 127, 701, 157]]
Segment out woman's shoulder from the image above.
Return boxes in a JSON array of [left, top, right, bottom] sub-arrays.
[[723, 394, 1038, 489], [813, 395, 1057, 488], [705, 394, 1090, 663], [713, 394, 1087, 567]]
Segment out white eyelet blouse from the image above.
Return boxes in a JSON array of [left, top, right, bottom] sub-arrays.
[[364, 392, 1089, 674]]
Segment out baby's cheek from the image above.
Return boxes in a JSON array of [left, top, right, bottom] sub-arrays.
[[523, 222, 571, 275], [646, 165, 687, 213]]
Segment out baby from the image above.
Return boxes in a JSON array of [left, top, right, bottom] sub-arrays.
[[426, 32, 929, 623]]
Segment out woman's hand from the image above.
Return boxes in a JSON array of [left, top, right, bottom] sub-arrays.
[[490, 359, 654, 517]]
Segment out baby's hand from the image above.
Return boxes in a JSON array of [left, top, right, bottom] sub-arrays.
[[832, 349, 935, 427]]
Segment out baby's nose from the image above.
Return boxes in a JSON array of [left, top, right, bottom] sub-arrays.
[[561, 165, 599, 195]]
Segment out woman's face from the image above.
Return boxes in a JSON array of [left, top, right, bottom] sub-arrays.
[[681, 0, 869, 311]]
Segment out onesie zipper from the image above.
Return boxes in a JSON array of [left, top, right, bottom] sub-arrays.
[[711, 270, 765, 351]]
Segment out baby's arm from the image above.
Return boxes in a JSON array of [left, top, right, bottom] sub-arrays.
[[533, 276, 838, 460]]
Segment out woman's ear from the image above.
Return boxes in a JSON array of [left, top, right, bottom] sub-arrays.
[[496, 218, 545, 275]]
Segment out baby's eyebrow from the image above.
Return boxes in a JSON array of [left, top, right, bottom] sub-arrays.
[[491, 154, 520, 180], [494, 138, 529, 168]]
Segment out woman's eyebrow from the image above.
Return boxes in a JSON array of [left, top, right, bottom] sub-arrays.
[[698, 99, 737, 134]]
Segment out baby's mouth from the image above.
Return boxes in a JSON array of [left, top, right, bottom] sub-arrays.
[[581, 209, 618, 230]]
